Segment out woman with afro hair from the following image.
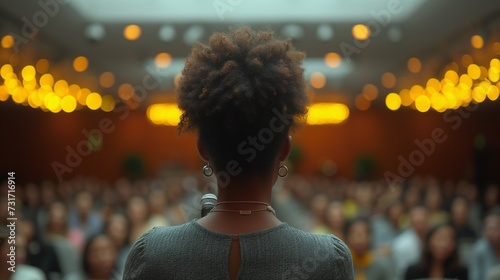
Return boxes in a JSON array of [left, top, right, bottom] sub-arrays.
[[124, 26, 354, 280]]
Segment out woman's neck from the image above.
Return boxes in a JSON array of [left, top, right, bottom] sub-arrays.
[[216, 172, 274, 204]]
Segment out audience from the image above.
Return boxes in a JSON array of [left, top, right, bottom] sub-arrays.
[[2, 171, 496, 280], [345, 217, 392, 280], [404, 223, 468, 279], [470, 212, 500, 280]]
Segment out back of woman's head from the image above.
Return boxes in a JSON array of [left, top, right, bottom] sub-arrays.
[[178, 26, 308, 175]]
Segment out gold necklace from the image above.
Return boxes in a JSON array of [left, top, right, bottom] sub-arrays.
[[210, 201, 276, 216]]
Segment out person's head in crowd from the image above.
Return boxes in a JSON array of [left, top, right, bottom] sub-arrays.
[[83, 234, 118, 280], [484, 184, 499, 212], [386, 201, 404, 228], [410, 206, 429, 240], [344, 217, 372, 257], [115, 178, 133, 205], [126, 196, 149, 226], [148, 189, 168, 215], [75, 190, 94, 219], [310, 193, 329, 224], [47, 201, 68, 236], [324, 200, 345, 238], [418, 223, 463, 275], [425, 184, 444, 212], [40, 180, 57, 207], [177, 26, 308, 187], [483, 212, 500, 248], [450, 196, 469, 229], [403, 185, 421, 212], [24, 183, 41, 208], [354, 182, 374, 213], [106, 213, 130, 249]]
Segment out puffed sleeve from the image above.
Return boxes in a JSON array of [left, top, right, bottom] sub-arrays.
[[123, 229, 152, 280]]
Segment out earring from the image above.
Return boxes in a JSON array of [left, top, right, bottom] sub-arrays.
[[203, 162, 213, 177], [278, 164, 288, 178]]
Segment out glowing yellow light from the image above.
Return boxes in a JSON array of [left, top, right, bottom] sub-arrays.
[[86, 92, 102, 110], [54, 80, 69, 97], [1, 64, 13, 79], [426, 78, 441, 93], [12, 88, 28, 104], [147, 103, 182, 126], [444, 92, 457, 108], [385, 93, 401, 111], [471, 35, 484, 49], [101, 95, 116, 112], [39, 73, 54, 87], [0, 85, 9, 101], [61, 95, 77, 113], [459, 74, 473, 89], [35, 59, 50, 74], [46, 95, 62, 113], [352, 24, 370, 40], [28, 91, 42, 108], [355, 95, 370, 111], [489, 68, 499, 83], [77, 88, 91, 105], [381, 72, 396, 89], [444, 70, 459, 85], [472, 86, 486, 103], [118, 83, 134, 100], [325, 52, 341, 68], [310, 72, 326, 89], [407, 57, 421, 73], [306, 103, 349, 125], [410, 85, 424, 100], [399, 89, 412, 106], [487, 85, 499, 101], [1, 35, 14, 49], [415, 95, 431, 112], [124, 24, 141, 40], [155, 53, 172, 68], [430, 94, 447, 112], [362, 84, 378, 100], [68, 84, 80, 97], [22, 65, 36, 81], [23, 78, 37, 90], [73, 56, 89, 72], [467, 64, 481, 80], [99, 72, 115, 88]]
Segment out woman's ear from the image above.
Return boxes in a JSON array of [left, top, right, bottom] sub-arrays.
[[197, 139, 209, 162], [278, 135, 292, 162]]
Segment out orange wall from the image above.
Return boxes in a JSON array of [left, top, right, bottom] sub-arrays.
[[1, 102, 499, 185]]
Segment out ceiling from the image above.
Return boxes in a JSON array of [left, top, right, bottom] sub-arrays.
[[0, 0, 499, 107]]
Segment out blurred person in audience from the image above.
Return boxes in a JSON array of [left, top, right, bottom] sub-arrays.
[[399, 185, 421, 228], [310, 192, 329, 229], [451, 196, 477, 241], [404, 223, 468, 280], [81, 234, 119, 280], [392, 206, 429, 280], [164, 179, 189, 226], [19, 218, 62, 279], [353, 182, 375, 217], [106, 213, 131, 278], [22, 183, 42, 221], [126, 196, 151, 243], [68, 190, 104, 246], [0, 226, 46, 280], [312, 200, 346, 240], [470, 212, 500, 280], [345, 217, 392, 280], [45, 201, 83, 279], [457, 181, 482, 234], [372, 201, 404, 255], [424, 183, 449, 226], [147, 189, 170, 227], [124, 27, 353, 279], [487, 265, 500, 280], [483, 185, 500, 217]]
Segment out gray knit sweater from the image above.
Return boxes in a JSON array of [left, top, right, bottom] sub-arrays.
[[123, 220, 354, 280]]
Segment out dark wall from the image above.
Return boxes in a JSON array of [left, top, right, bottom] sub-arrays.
[[1, 101, 499, 185]]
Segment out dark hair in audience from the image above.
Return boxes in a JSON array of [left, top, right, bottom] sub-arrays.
[[343, 216, 372, 240], [419, 223, 461, 273], [82, 234, 116, 275], [178, 26, 308, 174]]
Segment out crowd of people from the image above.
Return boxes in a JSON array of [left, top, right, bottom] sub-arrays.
[[1, 170, 499, 280]]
